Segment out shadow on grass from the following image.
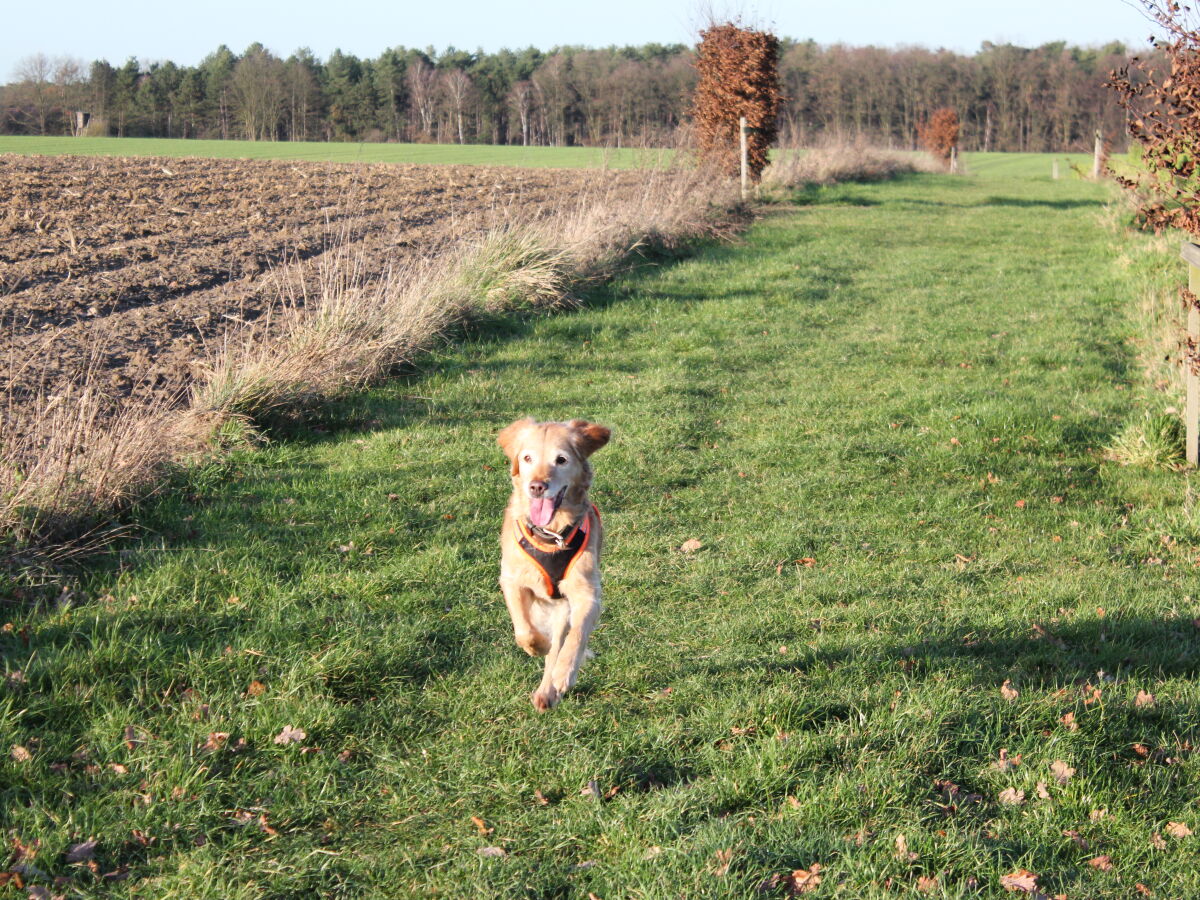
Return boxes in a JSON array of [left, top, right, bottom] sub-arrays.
[[980, 194, 1107, 210]]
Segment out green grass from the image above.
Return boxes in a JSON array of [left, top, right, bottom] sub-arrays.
[[0, 135, 665, 168], [4, 168, 1200, 898], [0, 136, 1093, 177], [961, 152, 1095, 178]]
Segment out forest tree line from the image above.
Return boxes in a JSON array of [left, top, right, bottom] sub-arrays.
[[0, 38, 1139, 152]]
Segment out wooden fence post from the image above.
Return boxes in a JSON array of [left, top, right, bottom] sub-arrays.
[[739, 116, 749, 200], [1093, 131, 1103, 180], [1182, 242, 1200, 467], [949, 145, 958, 173], [1052, 159, 1059, 180]]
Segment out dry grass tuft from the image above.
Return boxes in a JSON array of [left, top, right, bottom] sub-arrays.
[[1, 380, 212, 561], [764, 140, 942, 189]]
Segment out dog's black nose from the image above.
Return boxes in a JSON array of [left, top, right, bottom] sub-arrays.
[[528, 481, 548, 498]]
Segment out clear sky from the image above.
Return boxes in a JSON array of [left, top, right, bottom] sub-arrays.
[[3, 0, 1159, 79]]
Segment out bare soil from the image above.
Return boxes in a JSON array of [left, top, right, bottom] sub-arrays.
[[0, 154, 642, 412]]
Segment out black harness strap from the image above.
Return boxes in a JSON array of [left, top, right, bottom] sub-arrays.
[[515, 509, 594, 599]]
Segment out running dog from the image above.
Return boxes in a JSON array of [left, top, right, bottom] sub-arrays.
[[496, 417, 610, 711]]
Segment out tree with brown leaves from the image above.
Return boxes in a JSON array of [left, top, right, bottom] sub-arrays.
[[691, 22, 781, 182], [919, 107, 960, 167], [1108, 2, 1200, 235]]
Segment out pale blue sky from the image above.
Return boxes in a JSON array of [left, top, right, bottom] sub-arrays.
[[4, 0, 1158, 79]]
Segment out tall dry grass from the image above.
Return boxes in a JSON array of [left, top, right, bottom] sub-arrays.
[[763, 139, 942, 189], [196, 159, 739, 422], [2, 158, 741, 561]]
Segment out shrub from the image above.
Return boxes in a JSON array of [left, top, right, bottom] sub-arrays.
[[691, 22, 781, 182], [919, 108, 960, 166]]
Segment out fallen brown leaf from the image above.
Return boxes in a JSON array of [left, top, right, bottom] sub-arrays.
[[1134, 690, 1156, 709], [246, 680, 266, 697], [533, 789, 550, 806], [1060, 711, 1078, 731], [200, 732, 230, 754], [471, 816, 493, 836], [998, 788, 1026, 806], [1151, 832, 1167, 850], [680, 538, 703, 553], [999, 868, 1039, 893], [1166, 821, 1193, 838], [1001, 679, 1020, 701], [1035, 781, 1051, 800], [477, 846, 506, 858], [894, 833, 918, 860], [916, 875, 939, 894], [1136, 883, 1153, 896], [65, 840, 97, 863], [10, 745, 31, 762], [273, 725, 306, 746], [760, 863, 823, 895], [1088, 854, 1113, 871], [1050, 760, 1075, 784], [992, 749, 1022, 771]]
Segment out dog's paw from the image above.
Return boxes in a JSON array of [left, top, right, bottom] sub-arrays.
[[516, 630, 550, 657], [531, 686, 559, 712]]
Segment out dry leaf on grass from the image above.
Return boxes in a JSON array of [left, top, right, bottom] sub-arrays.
[[477, 846, 507, 858], [1136, 882, 1153, 895], [471, 816, 493, 836], [10, 745, 31, 762], [992, 749, 1022, 771], [711, 848, 733, 877], [1134, 690, 1156, 709], [1151, 832, 1167, 850], [200, 732, 230, 754], [916, 875, 939, 894], [680, 538, 703, 553], [894, 834, 918, 860], [65, 840, 97, 863], [1166, 821, 1193, 838], [246, 680, 266, 697], [1050, 760, 1075, 784], [273, 725, 306, 745], [999, 788, 1026, 805], [1035, 781, 1051, 800], [1060, 712, 1078, 731], [760, 863, 823, 895], [1001, 679, 1020, 701], [999, 869, 1039, 893], [1088, 854, 1113, 871]]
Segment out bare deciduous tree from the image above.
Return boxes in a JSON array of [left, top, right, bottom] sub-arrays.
[[406, 59, 437, 139], [441, 68, 474, 144]]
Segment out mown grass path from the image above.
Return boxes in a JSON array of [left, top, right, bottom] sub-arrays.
[[4, 165, 1200, 898]]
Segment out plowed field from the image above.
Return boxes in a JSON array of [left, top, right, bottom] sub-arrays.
[[0, 155, 642, 410]]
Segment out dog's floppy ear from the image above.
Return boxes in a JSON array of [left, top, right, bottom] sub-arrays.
[[497, 417, 535, 475], [568, 419, 611, 457]]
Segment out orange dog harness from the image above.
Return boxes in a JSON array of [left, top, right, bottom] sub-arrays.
[[515, 505, 599, 599]]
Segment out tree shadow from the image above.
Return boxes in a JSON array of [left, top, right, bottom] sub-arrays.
[[980, 195, 1106, 210]]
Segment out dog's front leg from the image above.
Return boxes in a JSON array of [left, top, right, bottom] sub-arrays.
[[501, 578, 548, 657], [532, 601, 571, 711], [546, 587, 600, 702]]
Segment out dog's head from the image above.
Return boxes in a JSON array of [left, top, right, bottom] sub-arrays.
[[497, 417, 611, 527]]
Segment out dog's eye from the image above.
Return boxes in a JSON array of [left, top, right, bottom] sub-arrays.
[[522, 454, 532, 464], [555, 455, 567, 465]]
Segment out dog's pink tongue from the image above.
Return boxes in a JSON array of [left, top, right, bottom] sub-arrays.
[[529, 497, 555, 527]]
